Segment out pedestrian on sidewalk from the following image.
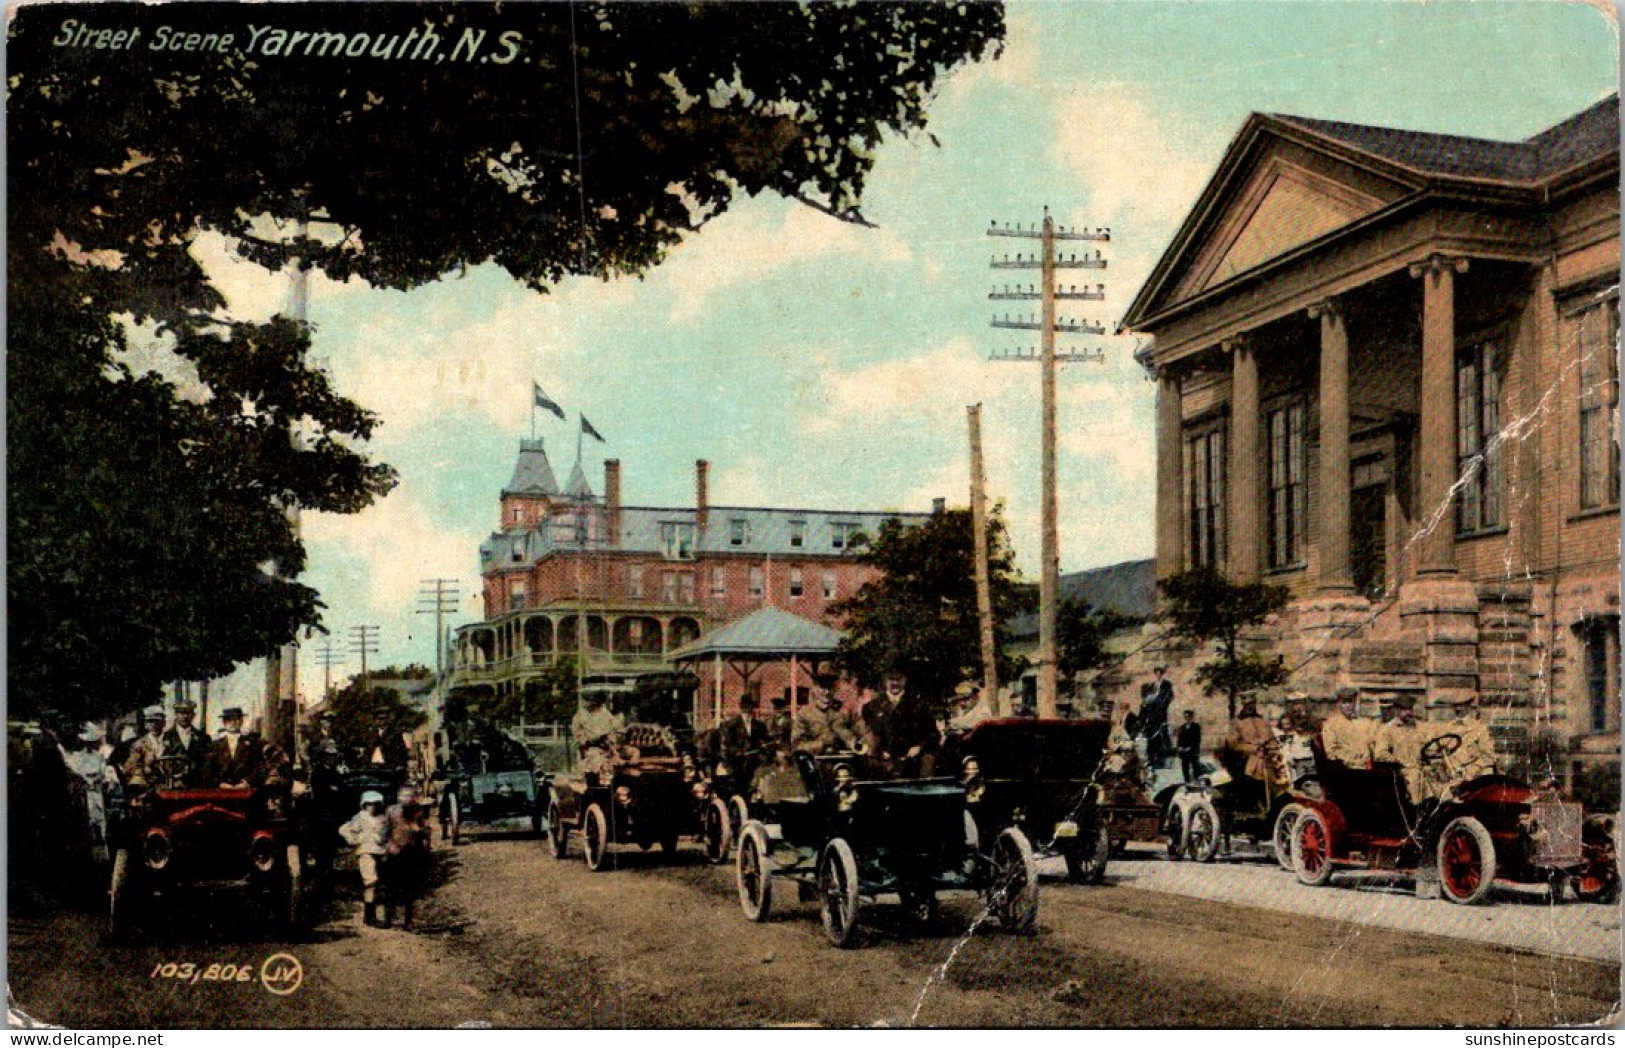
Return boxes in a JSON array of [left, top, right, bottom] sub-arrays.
[[338, 790, 389, 927], [1175, 710, 1203, 783]]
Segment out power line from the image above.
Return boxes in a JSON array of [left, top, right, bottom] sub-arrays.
[[417, 579, 461, 683], [348, 624, 380, 686]]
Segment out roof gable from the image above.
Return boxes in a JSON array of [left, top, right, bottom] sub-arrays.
[[1172, 156, 1386, 300]]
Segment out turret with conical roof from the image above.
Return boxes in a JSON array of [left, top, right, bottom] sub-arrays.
[[500, 438, 564, 532]]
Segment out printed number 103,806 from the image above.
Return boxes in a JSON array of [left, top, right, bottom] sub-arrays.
[[150, 962, 253, 983]]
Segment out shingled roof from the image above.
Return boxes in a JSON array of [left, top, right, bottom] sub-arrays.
[[1272, 94, 1618, 184]]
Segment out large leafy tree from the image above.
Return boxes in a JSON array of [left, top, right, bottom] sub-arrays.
[[8, 3, 1005, 723], [325, 668, 431, 759], [832, 508, 1028, 707], [1157, 568, 1291, 719], [1056, 600, 1133, 697]]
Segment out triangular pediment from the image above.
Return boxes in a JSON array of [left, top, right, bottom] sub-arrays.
[[1125, 117, 1424, 330], [1171, 157, 1386, 300]]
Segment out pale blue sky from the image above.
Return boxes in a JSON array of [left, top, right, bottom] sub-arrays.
[[187, 0, 1617, 707]]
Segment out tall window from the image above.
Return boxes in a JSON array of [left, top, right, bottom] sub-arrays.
[[1265, 401, 1306, 568], [661, 571, 679, 604], [831, 522, 860, 550], [789, 567, 804, 598], [790, 521, 807, 548], [678, 571, 695, 604], [1580, 616, 1620, 734], [729, 519, 750, 547], [749, 566, 765, 599], [710, 566, 726, 599], [628, 564, 644, 599], [1578, 298, 1620, 510], [1456, 338, 1504, 533], [822, 570, 837, 600], [1185, 425, 1226, 569], [507, 578, 527, 612]]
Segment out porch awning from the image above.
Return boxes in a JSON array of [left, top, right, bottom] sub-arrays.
[[666, 606, 843, 663]]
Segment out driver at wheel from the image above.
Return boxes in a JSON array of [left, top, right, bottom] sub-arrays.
[[1427, 696, 1497, 791], [792, 678, 863, 756], [571, 693, 624, 754], [120, 707, 170, 790], [1223, 697, 1283, 785]]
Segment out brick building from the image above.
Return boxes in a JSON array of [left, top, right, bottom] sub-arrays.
[[448, 440, 931, 728], [1119, 96, 1619, 790]]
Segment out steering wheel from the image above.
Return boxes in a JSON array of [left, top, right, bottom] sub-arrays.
[[1419, 732, 1462, 764]]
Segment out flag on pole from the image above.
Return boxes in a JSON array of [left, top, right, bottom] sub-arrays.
[[533, 382, 566, 421], [581, 415, 606, 443]]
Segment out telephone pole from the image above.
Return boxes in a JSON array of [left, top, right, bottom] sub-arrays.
[[315, 641, 346, 702], [348, 625, 380, 688], [417, 579, 461, 682], [987, 209, 1110, 718], [967, 404, 1001, 711]]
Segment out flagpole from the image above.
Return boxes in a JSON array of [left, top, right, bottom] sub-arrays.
[[575, 412, 584, 469]]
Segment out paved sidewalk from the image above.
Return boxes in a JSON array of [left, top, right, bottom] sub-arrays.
[[1038, 848, 1622, 964]]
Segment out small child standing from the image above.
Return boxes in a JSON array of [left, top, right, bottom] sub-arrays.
[[384, 788, 434, 931], [338, 790, 389, 927]]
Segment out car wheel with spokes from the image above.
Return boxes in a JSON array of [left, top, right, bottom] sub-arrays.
[[1064, 822, 1111, 885], [1291, 809, 1336, 887], [736, 822, 775, 922], [1272, 803, 1305, 872], [1183, 797, 1220, 863], [702, 794, 733, 865], [1436, 816, 1496, 905], [108, 848, 134, 941], [583, 803, 611, 873], [818, 838, 862, 948], [546, 800, 568, 859], [988, 827, 1039, 934]]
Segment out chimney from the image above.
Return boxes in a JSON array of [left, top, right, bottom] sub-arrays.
[[932, 497, 946, 515], [604, 459, 622, 546], [696, 459, 710, 531]]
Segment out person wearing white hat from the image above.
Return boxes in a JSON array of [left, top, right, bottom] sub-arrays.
[[339, 790, 390, 927], [67, 724, 111, 863]]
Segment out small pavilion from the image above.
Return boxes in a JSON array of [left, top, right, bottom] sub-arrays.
[[667, 607, 844, 728]]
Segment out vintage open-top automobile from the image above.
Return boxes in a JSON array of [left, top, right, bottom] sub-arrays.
[[733, 752, 1038, 948], [1290, 735, 1616, 905], [546, 724, 732, 870], [107, 757, 304, 938], [439, 728, 545, 844], [1166, 737, 1319, 869], [945, 718, 1116, 883]]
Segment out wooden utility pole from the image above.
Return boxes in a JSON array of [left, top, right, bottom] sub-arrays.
[[349, 624, 380, 687], [988, 210, 1110, 718], [315, 642, 346, 702], [967, 404, 1001, 712], [417, 578, 461, 681]]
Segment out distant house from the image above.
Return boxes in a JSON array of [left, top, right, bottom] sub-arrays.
[[1008, 558, 1157, 709]]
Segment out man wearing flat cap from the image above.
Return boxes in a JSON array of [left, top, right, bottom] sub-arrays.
[[121, 707, 170, 790], [1427, 695, 1496, 792], [1373, 694, 1427, 803], [161, 698, 210, 786]]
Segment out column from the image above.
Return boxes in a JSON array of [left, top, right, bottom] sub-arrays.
[[1409, 254, 1469, 575], [1155, 370, 1185, 580], [1310, 297, 1353, 591], [1227, 336, 1261, 581]]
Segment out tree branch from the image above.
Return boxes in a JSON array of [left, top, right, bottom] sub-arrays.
[[789, 190, 878, 229]]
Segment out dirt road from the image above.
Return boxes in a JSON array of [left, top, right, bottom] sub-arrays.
[[10, 836, 1619, 1028]]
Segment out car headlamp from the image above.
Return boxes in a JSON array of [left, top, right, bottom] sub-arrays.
[[143, 828, 172, 870], [614, 784, 633, 806], [691, 781, 711, 800], [249, 830, 277, 872]]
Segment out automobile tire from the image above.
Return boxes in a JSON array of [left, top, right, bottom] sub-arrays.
[[108, 848, 133, 941], [1436, 815, 1496, 905], [583, 803, 611, 873], [702, 794, 733, 865], [547, 800, 569, 859], [736, 821, 775, 922], [729, 795, 750, 839], [988, 827, 1039, 935], [1164, 808, 1185, 860], [818, 838, 862, 948], [286, 844, 304, 929], [1272, 803, 1305, 872], [1183, 797, 1220, 863], [446, 793, 462, 847], [1064, 822, 1110, 885], [1291, 809, 1337, 887]]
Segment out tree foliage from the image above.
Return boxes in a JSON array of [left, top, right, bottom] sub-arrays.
[[326, 676, 430, 758], [1056, 600, 1132, 695], [832, 507, 1028, 707], [1157, 568, 1290, 718], [7, 2, 1005, 723]]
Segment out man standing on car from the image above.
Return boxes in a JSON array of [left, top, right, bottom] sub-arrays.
[[1175, 709, 1203, 783], [1141, 666, 1175, 769]]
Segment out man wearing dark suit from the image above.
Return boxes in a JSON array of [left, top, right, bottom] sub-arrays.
[[863, 670, 942, 778], [718, 692, 771, 786], [204, 707, 269, 788], [1175, 709, 1203, 783], [160, 699, 211, 786], [1142, 666, 1175, 769]]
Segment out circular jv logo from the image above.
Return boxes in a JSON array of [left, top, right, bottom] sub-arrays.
[[259, 953, 304, 996]]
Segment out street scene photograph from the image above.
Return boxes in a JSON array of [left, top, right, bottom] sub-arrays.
[[6, 0, 1622, 1032]]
